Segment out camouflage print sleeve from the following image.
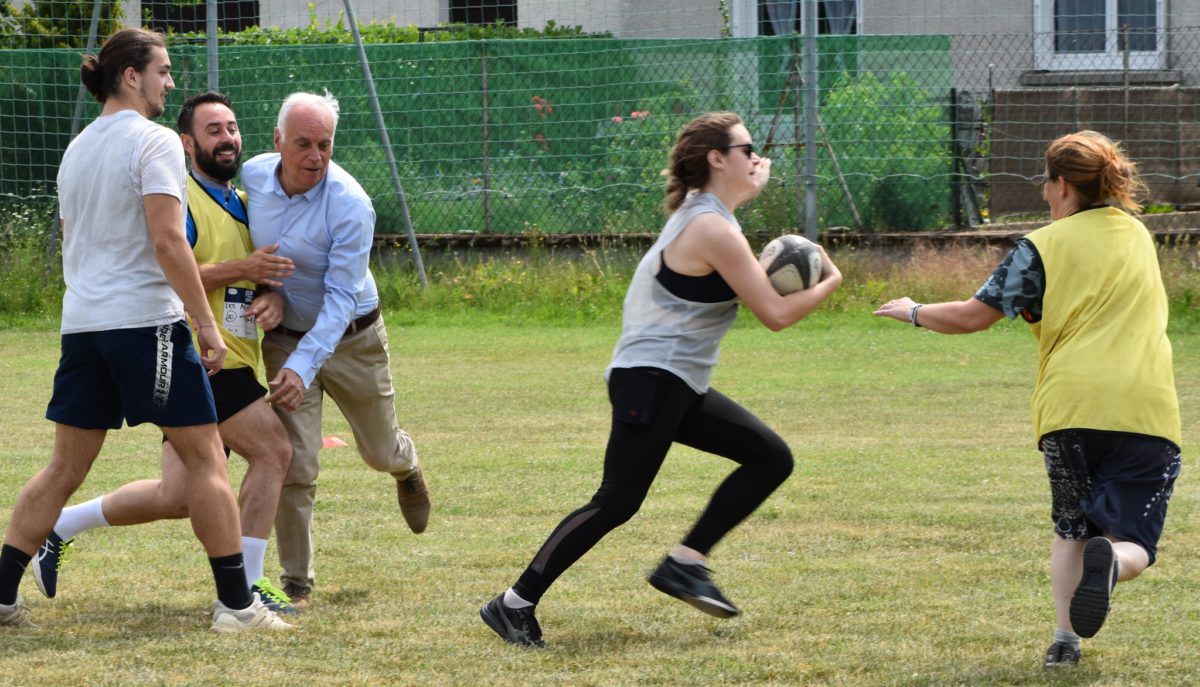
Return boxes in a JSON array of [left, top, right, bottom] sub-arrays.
[[973, 239, 1044, 322]]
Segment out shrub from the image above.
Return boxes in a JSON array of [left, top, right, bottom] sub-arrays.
[[820, 71, 951, 231]]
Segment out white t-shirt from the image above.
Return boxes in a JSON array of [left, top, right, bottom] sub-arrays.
[[56, 109, 187, 334]]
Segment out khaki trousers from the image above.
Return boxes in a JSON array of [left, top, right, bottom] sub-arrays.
[[262, 316, 418, 589]]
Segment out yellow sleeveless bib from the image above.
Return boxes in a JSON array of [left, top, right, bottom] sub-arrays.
[[187, 175, 261, 374], [1025, 207, 1180, 446]]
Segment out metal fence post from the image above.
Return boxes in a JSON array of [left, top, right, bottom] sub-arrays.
[[481, 41, 493, 234], [341, 0, 428, 289], [802, 0, 819, 241], [206, 0, 218, 91], [950, 88, 962, 229]]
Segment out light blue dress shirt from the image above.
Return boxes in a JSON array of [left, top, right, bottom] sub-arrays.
[[241, 153, 380, 388]]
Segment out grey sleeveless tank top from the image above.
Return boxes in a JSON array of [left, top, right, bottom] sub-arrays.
[[606, 192, 740, 393]]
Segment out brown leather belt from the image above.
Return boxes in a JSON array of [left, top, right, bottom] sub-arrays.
[[275, 306, 381, 339]]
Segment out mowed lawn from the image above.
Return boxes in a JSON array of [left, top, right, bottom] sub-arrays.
[[0, 313, 1196, 686]]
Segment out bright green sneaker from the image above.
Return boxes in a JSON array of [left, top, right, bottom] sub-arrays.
[[251, 577, 299, 616]]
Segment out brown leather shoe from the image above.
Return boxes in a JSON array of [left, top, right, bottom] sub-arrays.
[[281, 582, 312, 610], [396, 467, 431, 533]]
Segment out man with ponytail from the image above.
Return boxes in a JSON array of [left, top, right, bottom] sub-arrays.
[[0, 29, 289, 632], [29, 92, 301, 618], [875, 131, 1181, 667], [481, 111, 842, 647]]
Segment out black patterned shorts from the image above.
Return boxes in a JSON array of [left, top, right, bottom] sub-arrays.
[[1041, 429, 1181, 565]]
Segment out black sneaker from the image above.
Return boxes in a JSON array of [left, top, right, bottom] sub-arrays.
[[647, 557, 740, 619], [479, 593, 544, 647], [1070, 537, 1117, 638], [1044, 641, 1081, 667], [32, 530, 73, 599]]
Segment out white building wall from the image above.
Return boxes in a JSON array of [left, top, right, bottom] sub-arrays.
[[254, 0, 441, 29], [518, 0, 620, 34], [863, 1, 1030, 37]]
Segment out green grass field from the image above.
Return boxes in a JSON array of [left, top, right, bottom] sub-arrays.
[[0, 312, 1196, 686]]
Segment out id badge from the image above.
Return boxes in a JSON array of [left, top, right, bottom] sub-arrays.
[[222, 287, 257, 340]]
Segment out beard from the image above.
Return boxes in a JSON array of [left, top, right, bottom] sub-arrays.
[[193, 143, 242, 183], [140, 86, 165, 118]]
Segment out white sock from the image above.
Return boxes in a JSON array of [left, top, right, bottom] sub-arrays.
[[55, 496, 109, 540], [503, 588, 533, 609], [669, 552, 705, 566], [1054, 628, 1082, 648], [241, 537, 268, 588]]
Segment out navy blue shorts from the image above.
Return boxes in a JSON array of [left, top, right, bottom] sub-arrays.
[[46, 321, 217, 429], [1040, 429, 1182, 565]]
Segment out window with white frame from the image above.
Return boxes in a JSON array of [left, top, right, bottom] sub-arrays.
[[732, 1, 860, 37], [1034, 0, 1165, 70]]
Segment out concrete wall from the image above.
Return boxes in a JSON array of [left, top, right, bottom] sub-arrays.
[[990, 87, 1200, 216]]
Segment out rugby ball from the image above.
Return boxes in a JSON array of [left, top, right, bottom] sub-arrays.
[[759, 234, 823, 294]]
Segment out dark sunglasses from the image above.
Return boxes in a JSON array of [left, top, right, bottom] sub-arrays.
[[722, 143, 755, 158]]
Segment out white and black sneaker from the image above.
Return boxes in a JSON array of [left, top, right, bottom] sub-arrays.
[[1070, 537, 1118, 638], [480, 593, 544, 647], [648, 557, 740, 619], [33, 531, 73, 599]]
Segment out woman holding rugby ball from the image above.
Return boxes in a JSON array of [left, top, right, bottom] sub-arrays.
[[875, 131, 1181, 668], [480, 111, 842, 647]]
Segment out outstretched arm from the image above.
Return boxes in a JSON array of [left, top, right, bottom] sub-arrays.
[[873, 296, 1003, 334]]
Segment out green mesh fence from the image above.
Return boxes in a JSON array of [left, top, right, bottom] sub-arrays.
[[1, 34, 956, 234], [7, 2, 1200, 236]]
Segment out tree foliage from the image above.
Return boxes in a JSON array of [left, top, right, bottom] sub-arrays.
[[1, 0, 122, 49]]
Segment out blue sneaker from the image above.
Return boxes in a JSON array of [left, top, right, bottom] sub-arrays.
[[32, 531, 73, 599], [251, 577, 300, 616]]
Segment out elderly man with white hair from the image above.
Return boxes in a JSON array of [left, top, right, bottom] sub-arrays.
[[240, 91, 431, 609]]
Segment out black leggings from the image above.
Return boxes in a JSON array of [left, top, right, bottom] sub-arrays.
[[513, 367, 794, 605]]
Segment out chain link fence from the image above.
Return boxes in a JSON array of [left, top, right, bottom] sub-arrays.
[[4, 1, 1200, 237]]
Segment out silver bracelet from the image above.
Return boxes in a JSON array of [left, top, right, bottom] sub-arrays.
[[909, 304, 923, 328]]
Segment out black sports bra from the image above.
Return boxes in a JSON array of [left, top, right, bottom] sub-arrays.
[[655, 253, 737, 303]]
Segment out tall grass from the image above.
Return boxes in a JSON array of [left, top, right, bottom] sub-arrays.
[[371, 242, 636, 327], [370, 239, 1200, 330], [0, 199, 61, 326], [5, 209, 1200, 331]]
